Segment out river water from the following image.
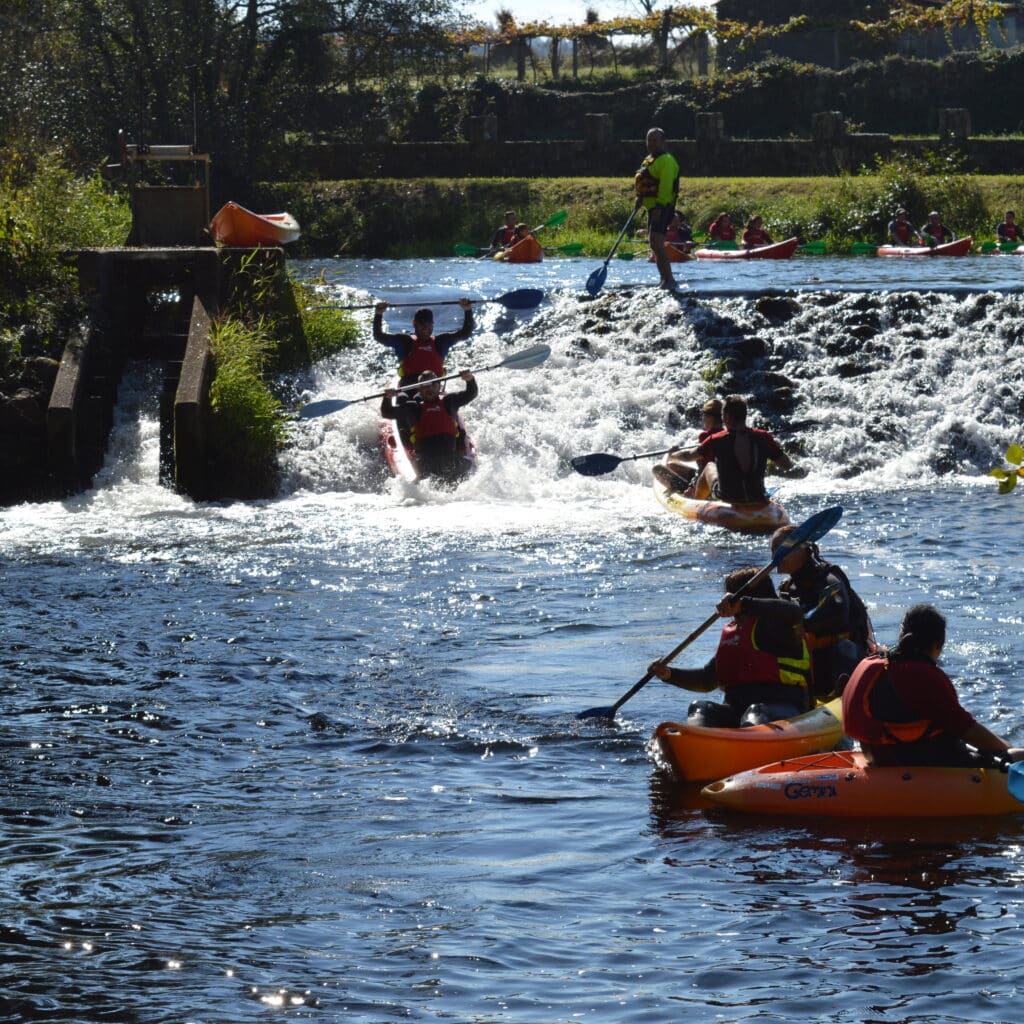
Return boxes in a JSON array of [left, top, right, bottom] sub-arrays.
[[3, 251, 1024, 1023]]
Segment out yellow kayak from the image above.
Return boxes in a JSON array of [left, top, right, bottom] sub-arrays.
[[652, 466, 789, 534]]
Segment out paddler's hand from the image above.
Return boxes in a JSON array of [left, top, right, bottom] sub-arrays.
[[458, 298, 472, 311], [375, 301, 389, 314], [648, 660, 672, 681], [717, 594, 743, 618], [459, 370, 475, 383], [383, 387, 397, 399]]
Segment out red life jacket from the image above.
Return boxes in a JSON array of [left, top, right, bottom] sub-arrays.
[[410, 397, 459, 445], [400, 337, 444, 380], [496, 226, 516, 246], [891, 221, 915, 243], [841, 655, 946, 745], [709, 222, 736, 241], [714, 616, 810, 692], [744, 229, 771, 246], [1001, 222, 1022, 242]]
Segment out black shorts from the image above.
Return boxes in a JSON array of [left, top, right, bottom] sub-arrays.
[[648, 205, 675, 235]]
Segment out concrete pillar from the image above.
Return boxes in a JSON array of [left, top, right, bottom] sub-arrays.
[[812, 111, 847, 141], [584, 113, 613, 146], [465, 115, 498, 143], [695, 111, 725, 141], [939, 108, 971, 141]]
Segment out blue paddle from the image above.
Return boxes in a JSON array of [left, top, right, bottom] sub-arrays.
[[1008, 762, 1024, 802], [586, 207, 641, 296], [577, 505, 844, 720]]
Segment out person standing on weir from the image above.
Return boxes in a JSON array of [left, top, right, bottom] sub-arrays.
[[633, 127, 681, 291]]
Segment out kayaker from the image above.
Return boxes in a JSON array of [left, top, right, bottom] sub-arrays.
[[652, 398, 723, 494], [500, 223, 544, 263], [664, 211, 693, 247], [669, 395, 795, 503], [708, 212, 736, 242], [648, 566, 811, 727], [633, 126, 681, 291], [741, 216, 774, 249], [373, 298, 474, 388], [842, 604, 1024, 767], [381, 370, 478, 484], [490, 210, 517, 252], [920, 210, 956, 247], [770, 525, 874, 699], [996, 210, 1022, 244], [887, 209, 922, 246]]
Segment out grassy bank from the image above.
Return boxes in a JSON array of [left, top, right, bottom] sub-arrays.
[[257, 171, 1024, 259]]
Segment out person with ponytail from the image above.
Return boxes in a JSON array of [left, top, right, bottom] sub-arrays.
[[771, 524, 874, 700], [842, 605, 1024, 767]]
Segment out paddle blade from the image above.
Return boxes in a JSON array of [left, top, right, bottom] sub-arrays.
[[545, 209, 568, 228], [554, 243, 584, 255], [498, 288, 544, 310], [577, 705, 616, 720], [800, 241, 826, 254], [850, 242, 877, 255], [1009, 763, 1024, 803], [501, 343, 551, 370], [570, 453, 622, 476], [454, 243, 479, 256], [298, 398, 352, 419], [616, 251, 635, 261], [586, 265, 608, 296], [772, 506, 843, 563]]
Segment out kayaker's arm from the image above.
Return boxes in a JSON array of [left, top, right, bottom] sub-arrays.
[[962, 721, 1024, 761], [445, 373, 478, 411], [648, 657, 717, 693], [373, 303, 413, 351], [435, 299, 474, 346]]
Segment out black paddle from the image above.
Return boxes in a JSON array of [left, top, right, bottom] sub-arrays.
[[571, 447, 679, 477], [310, 288, 544, 313], [297, 343, 552, 420], [586, 206, 641, 296], [577, 505, 844, 720]]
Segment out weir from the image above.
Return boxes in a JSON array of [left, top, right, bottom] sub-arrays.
[[46, 135, 288, 501]]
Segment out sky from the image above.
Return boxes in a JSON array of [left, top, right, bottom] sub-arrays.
[[460, 0, 716, 29]]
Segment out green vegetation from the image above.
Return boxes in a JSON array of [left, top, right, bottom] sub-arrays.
[[1, 152, 130, 366], [261, 158, 1018, 258], [989, 444, 1024, 494]]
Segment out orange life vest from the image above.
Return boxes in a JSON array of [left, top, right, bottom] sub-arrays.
[[841, 655, 946, 745], [714, 616, 811, 692]]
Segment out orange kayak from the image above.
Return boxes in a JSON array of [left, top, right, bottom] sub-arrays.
[[651, 698, 844, 783], [702, 749, 1023, 817], [210, 201, 300, 246]]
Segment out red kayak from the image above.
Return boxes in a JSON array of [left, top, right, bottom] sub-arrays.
[[379, 419, 477, 485], [693, 237, 799, 261], [876, 236, 973, 257], [210, 201, 301, 247]]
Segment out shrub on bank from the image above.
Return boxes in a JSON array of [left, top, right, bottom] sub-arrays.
[[260, 156, 1001, 258]]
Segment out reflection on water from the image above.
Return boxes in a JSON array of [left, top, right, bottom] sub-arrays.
[[3, 257, 1024, 1022]]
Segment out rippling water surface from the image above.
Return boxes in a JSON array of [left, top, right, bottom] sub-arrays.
[[3, 253, 1024, 1023]]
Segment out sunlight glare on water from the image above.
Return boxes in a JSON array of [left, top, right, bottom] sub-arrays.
[[2, 254, 1024, 1023]]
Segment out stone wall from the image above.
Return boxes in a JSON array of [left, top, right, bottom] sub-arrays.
[[298, 134, 1024, 180]]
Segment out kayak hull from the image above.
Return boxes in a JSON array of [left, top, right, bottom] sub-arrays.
[[876, 236, 973, 257], [701, 750, 1023, 817], [379, 419, 477, 485], [210, 201, 300, 246], [653, 468, 789, 533], [651, 698, 844, 783], [693, 237, 800, 261]]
